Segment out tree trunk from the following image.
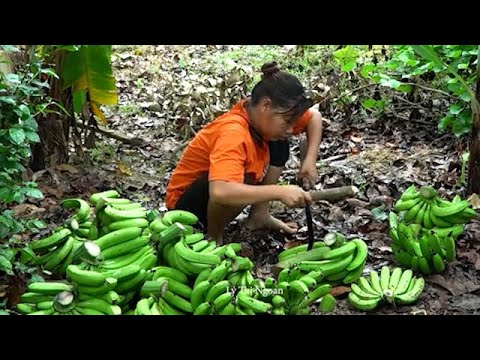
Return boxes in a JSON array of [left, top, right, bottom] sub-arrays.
[[30, 51, 71, 171], [467, 46, 480, 195], [467, 110, 480, 195]]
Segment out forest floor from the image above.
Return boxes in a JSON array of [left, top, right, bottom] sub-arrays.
[[21, 45, 480, 315]]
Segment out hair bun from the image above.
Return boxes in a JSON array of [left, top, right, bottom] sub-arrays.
[[261, 62, 280, 78]]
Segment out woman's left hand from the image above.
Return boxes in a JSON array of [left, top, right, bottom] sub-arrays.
[[298, 159, 317, 190]]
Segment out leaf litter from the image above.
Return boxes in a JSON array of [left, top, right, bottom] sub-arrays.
[[14, 45, 480, 315]]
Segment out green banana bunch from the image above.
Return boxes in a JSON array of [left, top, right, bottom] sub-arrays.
[[16, 280, 122, 315], [348, 266, 425, 311], [29, 230, 86, 275], [323, 232, 346, 248], [27, 190, 330, 316], [277, 237, 368, 286], [390, 219, 457, 274], [393, 185, 476, 229]]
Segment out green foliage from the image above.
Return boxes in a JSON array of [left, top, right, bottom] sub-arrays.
[[0, 235, 40, 277], [0, 209, 47, 240], [322, 45, 479, 136], [0, 45, 58, 241], [1, 48, 46, 206]]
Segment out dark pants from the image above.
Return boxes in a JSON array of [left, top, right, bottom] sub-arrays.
[[174, 140, 290, 229]]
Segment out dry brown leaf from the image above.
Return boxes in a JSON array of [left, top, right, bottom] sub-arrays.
[[117, 162, 133, 176], [330, 286, 350, 297], [12, 204, 46, 218], [284, 240, 307, 249], [39, 185, 65, 199], [468, 193, 480, 209], [429, 274, 480, 296], [40, 197, 57, 208]]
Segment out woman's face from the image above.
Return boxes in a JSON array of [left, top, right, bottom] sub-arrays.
[[255, 98, 295, 141]]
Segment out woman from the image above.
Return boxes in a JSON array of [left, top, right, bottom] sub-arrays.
[[165, 62, 324, 243]]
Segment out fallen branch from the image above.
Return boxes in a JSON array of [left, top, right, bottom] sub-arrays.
[[285, 154, 348, 175], [319, 81, 453, 107], [317, 154, 347, 167], [75, 120, 146, 146], [393, 114, 437, 127], [310, 185, 359, 203]]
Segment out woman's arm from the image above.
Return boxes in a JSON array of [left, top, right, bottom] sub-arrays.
[[209, 181, 310, 208], [209, 181, 282, 207], [297, 109, 323, 188], [304, 109, 323, 164]]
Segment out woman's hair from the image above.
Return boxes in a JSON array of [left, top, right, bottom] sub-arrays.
[[250, 61, 312, 122]]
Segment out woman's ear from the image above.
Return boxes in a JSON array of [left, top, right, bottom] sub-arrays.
[[260, 96, 272, 113]]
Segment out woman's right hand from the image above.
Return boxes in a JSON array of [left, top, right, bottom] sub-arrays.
[[277, 185, 312, 208]]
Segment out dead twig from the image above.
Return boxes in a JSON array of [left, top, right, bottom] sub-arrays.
[[393, 113, 436, 127], [320, 82, 454, 107], [284, 154, 348, 175], [75, 120, 146, 146]]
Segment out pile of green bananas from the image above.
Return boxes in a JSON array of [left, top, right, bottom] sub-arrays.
[[394, 185, 476, 229], [28, 190, 157, 275], [276, 235, 368, 285], [92, 190, 150, 238], [20, 190, 347, 315], [15, 281, 122, 315], [390, 213, 457, 274], [348, 267, 425, 311], [91, 227, 157, 292], [21, 190, 329, 315], [126, 212, 337, 315], [264, 269, 335, 315], [28, 198, 95, 273], [150, 221, 319, 314], [389, 183, 476, 274], [29, 227, 83, 273], [130, 258, 336, 315]]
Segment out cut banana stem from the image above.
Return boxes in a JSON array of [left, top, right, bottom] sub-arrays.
[[73, 241, 101, 264], [383, 289, 394, 304], [53, 291, 76, 313], [323, 233, 337, 246], [419, 186, 437, 199]]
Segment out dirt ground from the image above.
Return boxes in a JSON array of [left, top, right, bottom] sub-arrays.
[[12, 45, 480, 315]]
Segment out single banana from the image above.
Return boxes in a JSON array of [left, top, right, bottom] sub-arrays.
[[388, 268, 403, 293], [432, 254, 446, 273], [236, 291, 272, 314], [323, 241, 356, 260], [348, 292, 380, 311], [205, 280, 231, 303], [346, 239, 368, 271], [393, 269, 413, 296], [162, 290, 193, 313], [358, 277, 382, 297], [193, 301, 213, 315], [174, 240, 221, 265], [394, 277, 425, 304], [368, 270, 383, 295], [380, 266, 391, 292], [351, 284, 380, 300]]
